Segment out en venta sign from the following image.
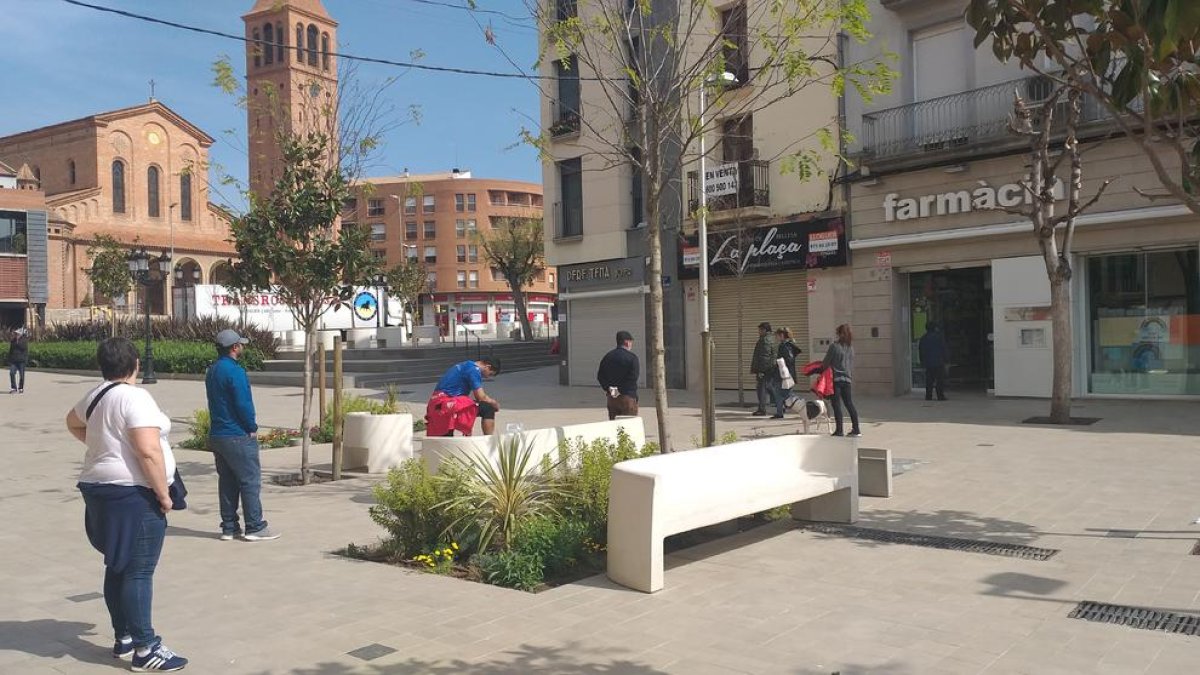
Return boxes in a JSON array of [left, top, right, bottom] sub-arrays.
[[679, 218, 847, 279]]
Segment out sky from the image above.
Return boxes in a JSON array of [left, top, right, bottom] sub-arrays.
[[0, 0, 542, 211]]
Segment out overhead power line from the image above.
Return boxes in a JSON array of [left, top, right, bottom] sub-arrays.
[[59, 0, 559, 81]]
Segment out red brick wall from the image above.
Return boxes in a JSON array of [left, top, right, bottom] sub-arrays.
[[0, 256, 28, 300]]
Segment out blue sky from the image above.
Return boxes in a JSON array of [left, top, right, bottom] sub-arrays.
[[0, 0, 542, 211]]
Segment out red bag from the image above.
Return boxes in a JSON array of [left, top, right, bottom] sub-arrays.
[[801, 361, 834, 399]]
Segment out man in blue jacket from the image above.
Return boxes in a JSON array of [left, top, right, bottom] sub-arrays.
[[206, 329, 280, 541], [918, 323, 949, 401]]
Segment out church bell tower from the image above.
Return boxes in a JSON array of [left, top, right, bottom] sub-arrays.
[[242, 0, 339, 202]]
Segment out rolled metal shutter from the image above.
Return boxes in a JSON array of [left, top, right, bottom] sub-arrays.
[[708, 270, 808, 390], [567, 294, 647, 387]]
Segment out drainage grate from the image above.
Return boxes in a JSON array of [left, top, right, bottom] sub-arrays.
[[347, 643, 397, 661], [1191, 541, 1200, 556], [1068, 601, 1200, 637], [801, 523, 1060, 561]]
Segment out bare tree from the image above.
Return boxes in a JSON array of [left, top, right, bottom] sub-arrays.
[[473, 217, 546, 342], [1001, 85, 1112, 423]]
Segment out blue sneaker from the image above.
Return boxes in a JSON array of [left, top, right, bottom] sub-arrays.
[[113, 636, 133, 658], [131, 640, 187, 671]]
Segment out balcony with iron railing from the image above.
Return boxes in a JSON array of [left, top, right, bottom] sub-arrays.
[[552, 200, 583, 240], [686, 159, 771, 221], [860, 74, 1112, 166], [550, 101, 581, 139]]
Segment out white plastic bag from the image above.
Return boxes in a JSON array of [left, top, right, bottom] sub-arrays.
[[777, 357, 795, 389]]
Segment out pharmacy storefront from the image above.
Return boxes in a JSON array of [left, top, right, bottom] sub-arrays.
[[849, 142, 1200, 398]]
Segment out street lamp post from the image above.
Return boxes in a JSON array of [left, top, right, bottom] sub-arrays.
[[127, 247, 171, 384], [698, 71, 738, 447], [373, 272, 389, 328]]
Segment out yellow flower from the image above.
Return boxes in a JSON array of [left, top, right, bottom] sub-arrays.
[[451, 542, 459, 550]]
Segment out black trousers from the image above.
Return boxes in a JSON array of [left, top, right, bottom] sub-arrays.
[[831, 381, 860, 434], [925, 365, 947, 400]]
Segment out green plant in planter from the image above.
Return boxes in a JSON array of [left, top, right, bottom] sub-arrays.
[[472, 549, 544, 591], [177, 409, 211, 450], [310, 393, 423, 442], [369, 459, 469, 559], [511, 514, 590, 579], [436, 435, 566, 553], [553, 428, 656, 543]]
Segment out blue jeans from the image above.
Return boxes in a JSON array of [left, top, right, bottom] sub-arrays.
[[82, 488, 166, 647], [210, 434, 267, 535], [9, 362, 25, 390]]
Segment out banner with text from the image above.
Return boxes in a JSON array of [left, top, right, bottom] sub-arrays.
[[678, 217, 847, 279]]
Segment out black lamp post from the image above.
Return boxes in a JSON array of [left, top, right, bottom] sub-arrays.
[[127, 247, 171, 384], [373, 272, 389, 328]]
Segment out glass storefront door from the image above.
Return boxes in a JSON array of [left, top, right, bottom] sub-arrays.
[[909, 267, 994, 390], [1087, 248, 1200, 395]]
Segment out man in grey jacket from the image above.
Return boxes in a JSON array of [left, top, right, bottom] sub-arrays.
[[750, 322, 777, 416]]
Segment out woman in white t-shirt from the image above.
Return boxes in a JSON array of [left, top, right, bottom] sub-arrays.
[[65, 338, 188, 672]]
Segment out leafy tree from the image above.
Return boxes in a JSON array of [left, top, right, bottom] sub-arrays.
[[967, 0, 1200, 210], [472, 217, 545, 341], [229, 130, 378, 483], [384, 257, 428, 345], [86, 234, 132, 337], [517, 0, 893, 450]]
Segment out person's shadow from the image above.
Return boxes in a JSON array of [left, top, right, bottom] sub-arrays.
[[0, 619, 113, 667]]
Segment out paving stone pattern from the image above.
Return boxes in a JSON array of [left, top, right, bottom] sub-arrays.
[[2, 367, 1199, 673]]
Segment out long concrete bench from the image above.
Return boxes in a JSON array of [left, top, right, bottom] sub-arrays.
[[418, 417, 646, 473], [606, 434, 858, 593]]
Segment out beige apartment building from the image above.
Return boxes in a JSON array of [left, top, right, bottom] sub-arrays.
[[542, 0, 849, 391], [349, 172, 556, 339], [846, 1, 1200, 398]]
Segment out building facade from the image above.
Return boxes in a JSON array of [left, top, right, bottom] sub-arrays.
[[350, 172, 555, 339], [0, 102, 235, 324], [541, 0, 849, 391], [845, 0, 1200, 398], [0, 161, 50, 327]]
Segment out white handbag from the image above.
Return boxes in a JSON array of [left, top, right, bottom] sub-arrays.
[[777, 357, 795, 389]]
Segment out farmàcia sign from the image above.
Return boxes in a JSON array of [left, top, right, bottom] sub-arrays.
[[883, 178, 1064, 222]]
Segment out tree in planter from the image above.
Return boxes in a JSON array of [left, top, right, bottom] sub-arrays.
[[228, 131, 378, 484], [998, 87, 1113, 423], [472, 217, 545, 341], [85, 234, 133, 338], [967, 0, 1200, 212], [519, 0, 893, 451], [384, 257, 428, 346]]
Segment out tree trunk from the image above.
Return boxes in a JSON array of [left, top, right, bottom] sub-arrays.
[[644, 196, 672, 453], [1048, 271, 1073, 423], [736, 271, 745, 406], [299, 322, 315, 484], [110, 304, 117, 338], [511, 281, 533, 341]]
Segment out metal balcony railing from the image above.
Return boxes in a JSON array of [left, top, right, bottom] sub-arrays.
[[687, 160, 770, 214], [550, 102, 581, 138], [553, 200, 583, 238], [860, 75, 1111, 160]]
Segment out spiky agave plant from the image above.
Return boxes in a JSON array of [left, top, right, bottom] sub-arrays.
[[435, 435, 565, 553]]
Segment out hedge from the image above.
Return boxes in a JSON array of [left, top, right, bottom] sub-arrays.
[[0, 340, 266, 374], [0, 317, 279, 358]]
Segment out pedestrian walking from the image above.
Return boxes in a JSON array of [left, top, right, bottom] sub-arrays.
[[750, 321, 777, 416], [822, 324, 861, 437], [205, 329, 279, 542], [8, 327, 28, 394], [64, 337, 189, 671], [919, 323, 949, 401], [775, 327, 802, 412], [426, 358, 502, 436], [597, 330, 640, 420]]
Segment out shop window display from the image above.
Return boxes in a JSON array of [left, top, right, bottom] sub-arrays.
[[1088, 248, 1200, 395]]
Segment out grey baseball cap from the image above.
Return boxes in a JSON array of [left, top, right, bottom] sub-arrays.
[[215, 329, 250, 348]]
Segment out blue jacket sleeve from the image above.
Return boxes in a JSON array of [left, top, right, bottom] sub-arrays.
[[228, 366, 258, 434]]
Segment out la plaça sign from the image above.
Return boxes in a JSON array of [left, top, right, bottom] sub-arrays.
[[884, 178, 1064, 222]]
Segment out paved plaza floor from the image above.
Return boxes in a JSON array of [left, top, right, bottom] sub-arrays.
[[2, 366, 1199, 674]]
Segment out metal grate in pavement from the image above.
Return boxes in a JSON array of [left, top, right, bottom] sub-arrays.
[[1191, 541, 1200, 556], [801, 523, 1059, 561], [1068, 601, 1200, 637], [347, 643, 397, 661]]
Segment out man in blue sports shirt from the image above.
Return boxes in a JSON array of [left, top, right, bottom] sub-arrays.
[[205, 329, 279, 542], [430, 358, 502, 435]]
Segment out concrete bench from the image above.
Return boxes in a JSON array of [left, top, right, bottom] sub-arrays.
[[342, 412, 414, 473], [418, 417, 646, 474], [606, 435, 859, 593]]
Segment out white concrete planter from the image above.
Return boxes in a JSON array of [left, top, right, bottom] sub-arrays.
[[376, 326, 406, 349], [346, 328, 375, 349], [317, 330, 339, 350], [342, 412, 414, 473], [417, 417, 646, 474], [287, 330, 306, 348]]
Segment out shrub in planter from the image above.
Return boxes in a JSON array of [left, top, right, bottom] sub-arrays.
[[35, 316, 280, 358], [310, 393, 423, 442], [472, 550, 544, 591], [1, 340, 266, 373], [511, 514, 590, 580], [177, 409, 211, 450], [553, 428, 656, 543], [369, 459, 470, 559]]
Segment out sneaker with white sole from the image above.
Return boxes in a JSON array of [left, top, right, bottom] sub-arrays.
[[243, 526, 280, 541], [131, 640, 187, 672], [113, 636, 134, 659], [218, 531, 242, 541]]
